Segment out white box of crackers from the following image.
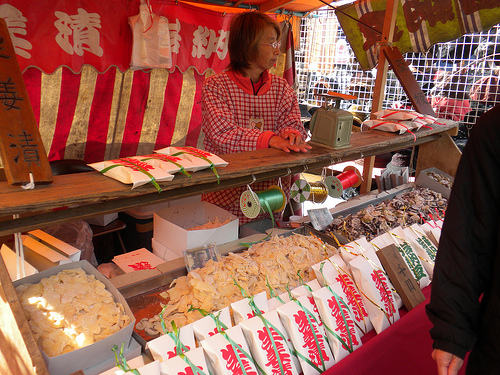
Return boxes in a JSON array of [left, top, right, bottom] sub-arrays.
[[13, 260, 135, 375]]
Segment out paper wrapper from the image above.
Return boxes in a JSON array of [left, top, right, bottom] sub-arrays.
[[337, 237, 374, 265], [231, 291, 269, 325], [201, 324, 259, 375], [379, 230, 431, 289], [193, 307, 232, 343], [155, 146, 228, 171], [159, 347, 210, 375], [137, 153, 199, 174], [403, 224, 438, 279], [239, 310, 300, 375], [290, 279, 322, 299], [312, 284, 363, 362], [268, 292, 291, 311], [312, 254, 372, 335], [146, 323, 196, 362], [88, 158, 174, 189], [349, 255, 400, 334], [277, 295, 335, 375]]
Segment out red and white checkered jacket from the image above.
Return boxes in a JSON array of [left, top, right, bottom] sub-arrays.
[[201, 69, 307, 224]]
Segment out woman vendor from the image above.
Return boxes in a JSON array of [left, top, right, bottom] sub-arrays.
[[201, 11, 311, 224]]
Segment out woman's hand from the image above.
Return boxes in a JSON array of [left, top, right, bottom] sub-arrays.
[[432, 349, 464, 375], [269, 135, 311, 153]]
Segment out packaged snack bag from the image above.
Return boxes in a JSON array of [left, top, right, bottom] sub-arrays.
[[231, 291, 269, 325], [402, 224, 438, 278], [313, 256, 372, 335], [277, 295, 335, 375], [156, 146, 228, 171], [89, 157, 173, 189], [201, 325, 259, 375], [146, 323, 195, 362], [312, 283, 362, 362], [349, 255, 400, 334], [290, 279, 321, 299], [239, 310, 301, 375], [159, 347, 210, 375], [138, 153, 198, 174], [193, 307, 232, 343]]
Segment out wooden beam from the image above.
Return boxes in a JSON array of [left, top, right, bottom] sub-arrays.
[[360, 0, 399, 194]]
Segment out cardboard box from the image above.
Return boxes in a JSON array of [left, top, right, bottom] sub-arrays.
[[152, 238, 182, 260], [0, 243, 38, 281], [153, 201, 238, 254], [13, 260, 135, 375], [28, 229, 81, 261], [21, 234, 72, 271], [86, 212, 119, 226], [415, 167, 454, 199]]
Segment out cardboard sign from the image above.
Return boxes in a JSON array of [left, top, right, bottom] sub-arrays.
[[376, 244, 425, 311], [0, 18, 52, 185]]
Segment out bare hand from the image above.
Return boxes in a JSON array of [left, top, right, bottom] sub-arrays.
[[269, 135, 311, 153], [432, 349, 464, 375]]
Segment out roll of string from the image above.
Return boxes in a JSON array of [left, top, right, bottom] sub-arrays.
[[308, 182, 329, 203], [337, 168, 360, 190], [240, 185, 286, 228]]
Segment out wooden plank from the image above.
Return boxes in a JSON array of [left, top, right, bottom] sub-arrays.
[[0, 255, 49, 375], [376, 244, 426, 311], [360, 0, 399, 194], [0, 19, 52, 186], [383, 46, 436, 116], [0, 124, 455, 236], [415, 131, 461, 178]]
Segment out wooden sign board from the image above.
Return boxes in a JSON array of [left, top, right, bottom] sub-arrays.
[[383, 45, 437, 117], [0, 18, 53, 185], [376, 244, 426, 311]]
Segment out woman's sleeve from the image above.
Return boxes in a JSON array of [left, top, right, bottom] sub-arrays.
[[201, 76, 269, 154]]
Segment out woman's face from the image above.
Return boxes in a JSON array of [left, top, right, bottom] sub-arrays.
[[251, 26, 280, 72]]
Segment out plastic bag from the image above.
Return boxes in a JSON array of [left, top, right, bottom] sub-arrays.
[[128, 0, 172, 70], [42, 221, 98, 267]]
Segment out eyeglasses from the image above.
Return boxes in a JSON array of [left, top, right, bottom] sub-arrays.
[[261, 40, 282, 49]]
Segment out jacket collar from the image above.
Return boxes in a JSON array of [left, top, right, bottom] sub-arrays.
[[226, 69, 272, 96]]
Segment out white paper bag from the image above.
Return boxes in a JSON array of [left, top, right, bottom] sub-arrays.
[[201, 325, 258, 375], [312, 284, 362, 362], [277, 295, 335, 375], [403, 224, 438, 278], [230, 292, 269, 325], [239, 310, 300, 375], [146, 323, 196, 362], [159, 347, 210, 375], [349, 255, 400, 334], [193, 306, 232, 343]]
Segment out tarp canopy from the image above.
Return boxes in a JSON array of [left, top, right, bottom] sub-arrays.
[[335, 0, 500, 71]]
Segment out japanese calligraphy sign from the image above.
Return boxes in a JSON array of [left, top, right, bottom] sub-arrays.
[[336, 0, 500, 71], [376, 244, 425, 311], [0, 18, 52, 185]]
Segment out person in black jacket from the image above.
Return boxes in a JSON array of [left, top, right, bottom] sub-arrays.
[[426, 104, 500, 375]]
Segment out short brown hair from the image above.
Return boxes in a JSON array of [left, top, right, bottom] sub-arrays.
[[227, 11, 281, 73]]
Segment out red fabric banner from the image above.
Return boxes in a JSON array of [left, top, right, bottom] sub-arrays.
[[0, 0, 237, 74]]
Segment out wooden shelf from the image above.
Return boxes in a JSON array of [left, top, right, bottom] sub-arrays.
[[0, 124, 457, 237]]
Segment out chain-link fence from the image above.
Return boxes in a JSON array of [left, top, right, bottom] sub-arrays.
[[296, 8, 500, 144]]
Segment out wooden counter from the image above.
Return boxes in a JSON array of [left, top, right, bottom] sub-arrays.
[[0, 123, 458, 237]]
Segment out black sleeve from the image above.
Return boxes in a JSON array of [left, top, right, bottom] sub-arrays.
[[426, 105, 500, 358]]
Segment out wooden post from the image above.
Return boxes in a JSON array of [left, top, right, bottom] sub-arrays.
[[0, 18, 52, 185], [360, 0, 399, 194]]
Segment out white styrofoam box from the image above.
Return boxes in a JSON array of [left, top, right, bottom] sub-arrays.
[[0, 243, 38, 281], [153, 201, 238, 254], [13, 260, 135, 375], [28, 229, 81, 261], [152, 238, 182, 260], [86, 213, 119, 226], [415, 167, 453, 199]]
